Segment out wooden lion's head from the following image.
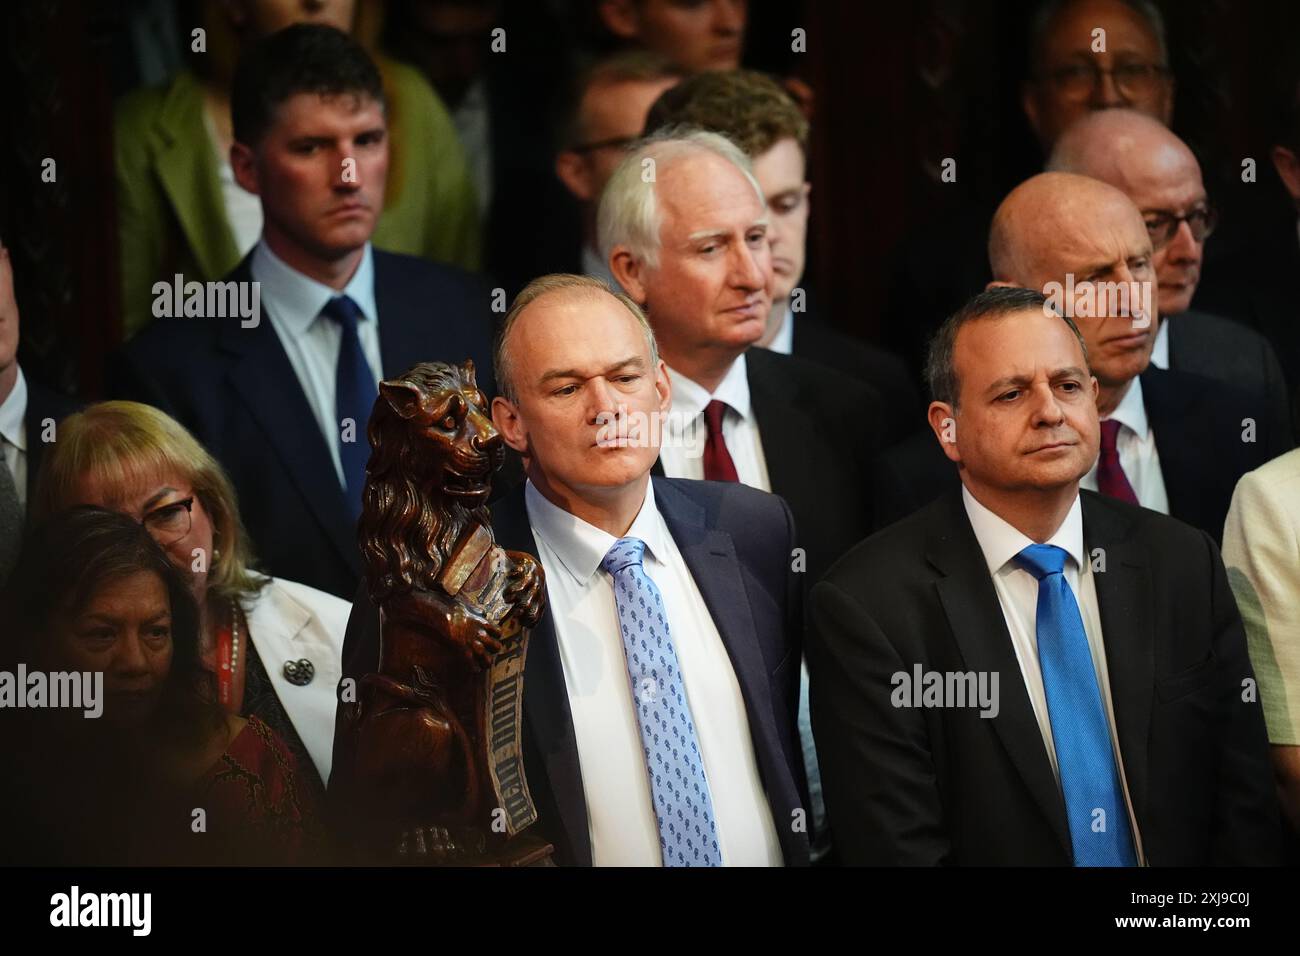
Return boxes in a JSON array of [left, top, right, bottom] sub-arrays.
[[359, 360, 502, 604]]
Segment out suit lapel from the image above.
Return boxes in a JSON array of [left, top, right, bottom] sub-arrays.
[[1139, 368, 1201, 528], [152, 72, 240, 281], [370, 254, 423, 378], [745, 349, 809, 508], [1081, 492, 1154, 838], [493, 487, 591, 866], [220, 258, 358, 575], [654, 479, 779, 751], [926, 491, 1073, 855]]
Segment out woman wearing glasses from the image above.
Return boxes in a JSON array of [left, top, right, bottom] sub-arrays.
[[31, 401, 348, 794]]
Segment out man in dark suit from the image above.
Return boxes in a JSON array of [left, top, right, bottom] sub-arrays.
[[1048, 108, 1293, 437], [812, 286, 1279, 865], [876, 173, 1288, 541], [335, 275, 809, 866], [111, 26, 493, 600], [644, 68, 921, 441]]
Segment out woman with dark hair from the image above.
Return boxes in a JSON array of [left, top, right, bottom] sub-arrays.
[[0, 507, 321, 865]]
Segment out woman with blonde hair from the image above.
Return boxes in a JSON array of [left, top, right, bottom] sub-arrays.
[[32, 401, 347, 790]]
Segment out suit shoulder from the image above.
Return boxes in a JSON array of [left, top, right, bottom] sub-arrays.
[[659, 476, 788, 523], [1180, 309, 1273, 350], [372, 249, 483, 294], [819, 494, 938, 592], [1081, 490, 1216, 556]]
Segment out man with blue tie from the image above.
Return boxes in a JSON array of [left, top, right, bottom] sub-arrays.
[[112, 25, 493, 598], [335, 273, 810, 866], [809, 286, 1280, 865]]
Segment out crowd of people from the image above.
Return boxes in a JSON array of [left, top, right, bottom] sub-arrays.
[[0, 0, 1298, 866]]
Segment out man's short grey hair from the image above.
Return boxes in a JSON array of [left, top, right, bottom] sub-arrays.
[[1028, 0, 1169, 76], [494, 273, 660, 404], [596, 125, 766, 270]]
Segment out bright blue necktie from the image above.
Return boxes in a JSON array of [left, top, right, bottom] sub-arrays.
[[320, 295, 377, 521], [601, 537, 722, 866], [1015, 543, 1137, 867]]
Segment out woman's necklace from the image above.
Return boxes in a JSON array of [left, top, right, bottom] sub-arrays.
[[215, 597, 241, 709]]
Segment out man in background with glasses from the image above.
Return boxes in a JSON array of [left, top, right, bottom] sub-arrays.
[[1022, 0, 1173, 151], [1049, 108, 1295, 441], [554, 52, 682, 286]]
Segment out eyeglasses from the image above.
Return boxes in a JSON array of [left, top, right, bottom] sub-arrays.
[[1040, 62, 1171, 100], [141, 496, 194, 546], [569, 135, 637, 155], [1143, 206, 1218, 251]]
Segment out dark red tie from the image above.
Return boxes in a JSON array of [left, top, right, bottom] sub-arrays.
[[1097, 419, 1139, 505], [702, 400, 739, 482]]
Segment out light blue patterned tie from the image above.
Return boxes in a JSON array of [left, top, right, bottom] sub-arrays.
[[1015, 544, 1137, 866], [602, 536, 722, 866]]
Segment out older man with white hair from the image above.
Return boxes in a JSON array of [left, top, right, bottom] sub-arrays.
[[1049, 108, 1293, 438], [598, 128, 884, 586]]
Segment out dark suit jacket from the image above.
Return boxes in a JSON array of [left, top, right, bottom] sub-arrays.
[[1168, 309, 1293, 440], [334, 477, 810, 866], [874, 365, 1289, 542], [109, 249, 495, 599], [1194, 212, 1300, 432], [808, 487, 1280, 865], [651, 347, 883, 587], [791, 310, 923, 444], [22, 376, 80, 506]]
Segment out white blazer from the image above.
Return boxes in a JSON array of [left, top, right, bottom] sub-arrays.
[[241, 576, 349, 785], [1222, 448, 1300, 747]]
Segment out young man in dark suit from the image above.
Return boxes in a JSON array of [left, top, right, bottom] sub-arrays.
[[811, 286, 1279, 866], [111, 26, 493, 600], [335, 275, 809, 866]]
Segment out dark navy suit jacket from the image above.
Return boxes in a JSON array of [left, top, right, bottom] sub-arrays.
[[110, 249, 495, 599], [334, 477, 811, 866]]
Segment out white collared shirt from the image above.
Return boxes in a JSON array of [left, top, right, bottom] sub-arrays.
[[960, 486, 1145, 863], [767, 305, 795, 355], [0, 366, 28, 508], [659, 356, 771, 491], [251, 240, 383, 489], [1080, 376, 1169, 514], [1150, 318, 1170, 369], [524, 478, 782, 866]]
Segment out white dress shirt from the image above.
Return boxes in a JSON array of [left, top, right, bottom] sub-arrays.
[[1080, 376, 1169, 514], [767, 305, 795, 355], [524, 478, 782, 866], [1149, 317, 1170, 369], [0, 366, 28, 509], [660, 356, 771, 491], [961, 486, 1146, 863], [251, 240, 383, 489]]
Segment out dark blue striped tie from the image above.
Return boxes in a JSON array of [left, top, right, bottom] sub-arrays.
[[320, 295, 377, 520]]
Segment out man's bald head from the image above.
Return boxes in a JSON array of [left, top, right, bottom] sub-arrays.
[[1048, 109, 1211, 316], [988, 172, 1157, 406], [989, 172, 1145, 285]]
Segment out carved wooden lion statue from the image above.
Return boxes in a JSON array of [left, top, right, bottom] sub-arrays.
[[341, 360, 546, 863]]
